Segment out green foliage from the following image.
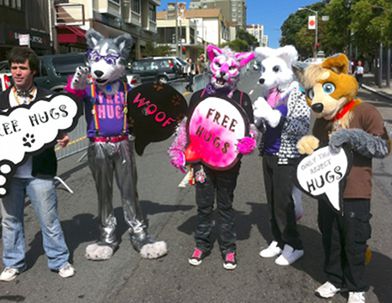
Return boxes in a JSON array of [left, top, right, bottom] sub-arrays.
[[280, 0, 392, 61], [221, 39, 249, 52], [236, 29, 259, 48], [143, 41, 172, 57], [280, 2, 328, 58]]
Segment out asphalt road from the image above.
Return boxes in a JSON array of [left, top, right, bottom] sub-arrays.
[[0, 70, 391, 303]]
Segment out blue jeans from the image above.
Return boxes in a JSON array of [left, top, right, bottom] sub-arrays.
[[0, 177, 70, 270]]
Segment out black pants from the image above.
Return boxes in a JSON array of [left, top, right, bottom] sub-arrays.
[[185, 75, 194, 92], [318, 199, 371, 292], [355, 74, 363, 87], [262, 155, 303, 250], [194, 164, 240, 255]]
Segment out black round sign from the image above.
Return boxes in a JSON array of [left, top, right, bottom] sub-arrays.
[[127, 83, 188, 155]]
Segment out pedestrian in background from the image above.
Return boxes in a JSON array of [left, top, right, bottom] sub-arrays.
[[196, 54, 207, 74], [354, 60, 364, 87], [185, 57, 196, 92], [0, 47, 75, 282]]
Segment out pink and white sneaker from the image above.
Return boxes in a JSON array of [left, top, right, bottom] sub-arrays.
[[223, 251, 237, 270]]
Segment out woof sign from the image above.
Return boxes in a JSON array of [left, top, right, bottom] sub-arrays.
[[185, 96, 249, 170], [0, 93, 81, 197], [296, 146, 351, 212], [127, 83, 187, 156]]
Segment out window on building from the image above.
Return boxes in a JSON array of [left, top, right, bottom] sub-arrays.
[[149, 3, 156, 22], [16, 0, 21, 9], [4, 0, 9, 6], [109, 0, 120, 4], [131, 0, 140, 14]]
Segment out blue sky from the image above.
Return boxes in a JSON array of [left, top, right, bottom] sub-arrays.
[[158, 0, 319, 48]]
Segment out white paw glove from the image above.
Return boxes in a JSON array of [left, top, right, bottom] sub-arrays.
[[253, 97, 282, 128], [71, 66, 90, 90]]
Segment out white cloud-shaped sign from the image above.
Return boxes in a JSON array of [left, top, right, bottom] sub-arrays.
[[0, 93, 81, 196], [296, 146, 350, 211]]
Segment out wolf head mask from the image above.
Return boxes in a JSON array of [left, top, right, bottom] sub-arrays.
[[86, 29, 133, 86]]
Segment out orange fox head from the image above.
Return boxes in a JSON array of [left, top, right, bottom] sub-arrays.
[[294, 53, 359, 120]]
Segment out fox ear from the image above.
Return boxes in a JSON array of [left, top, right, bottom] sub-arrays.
[[235, 52, 255, 68], [207, 45, 223, 61], [86, 29, 104, 49], [322, 53, 349, 74]]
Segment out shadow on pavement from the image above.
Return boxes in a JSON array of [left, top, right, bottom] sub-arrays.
[[24, 200, 192, 267]]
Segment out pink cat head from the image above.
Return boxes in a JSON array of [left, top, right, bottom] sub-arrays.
[[207, 45, 255, 90]]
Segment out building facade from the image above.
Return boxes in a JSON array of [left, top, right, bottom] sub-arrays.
[[246, 24, 268, 47], [0, 0, 52, 60], [189, 0, 246, 29], [55, 0, 160, 59], [157, 7, 231, 58]]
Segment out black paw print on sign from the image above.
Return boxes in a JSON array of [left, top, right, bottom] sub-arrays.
[[153, 83, 164, 91], [171, 95, 181, 106], [23, 133, 36, 148]]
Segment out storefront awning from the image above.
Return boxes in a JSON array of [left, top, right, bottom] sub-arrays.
[[57, 25, 86, 44]]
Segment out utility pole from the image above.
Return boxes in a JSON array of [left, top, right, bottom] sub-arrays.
[[175, 0, 179, 57], [298, 7, 319, 59]]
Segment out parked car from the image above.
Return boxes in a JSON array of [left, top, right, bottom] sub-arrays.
[[125, 72, 142, 88], [0, 53, 139, 91], [35, 53, 87, 92], [0, 53, 87, 92], [151, 56, 188, 76], [128, 57, 183, 84]]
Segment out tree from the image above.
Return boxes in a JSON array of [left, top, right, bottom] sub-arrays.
[[221, 39, 249, 52], [143, 41, 171, 57], [323, 0, 392, 64], [280, 2, 327, 58], [280, 0, 392, 62], [236, 29, 258, 49]]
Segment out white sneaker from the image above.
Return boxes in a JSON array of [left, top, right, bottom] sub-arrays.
[[58, 263, 75, 278], [259, 241, 282, 258], [274, 244, 304, 266], [0, 267, 20, 282], [348, 292, 365, 303], [315, 281, 340, 298]]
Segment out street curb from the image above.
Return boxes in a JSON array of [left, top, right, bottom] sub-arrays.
[[362, 84, 392, 101]]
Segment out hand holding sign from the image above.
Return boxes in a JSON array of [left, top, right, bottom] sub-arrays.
[[185, 96, 249, 170], [296, 146, 352, 212], [0, 93, 81, 196]]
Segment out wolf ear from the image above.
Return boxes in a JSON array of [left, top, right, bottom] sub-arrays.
[[86, 29, 104, 49], [254, 47, 274, 61], [277, 45, 298, 66], [114, 33, 133, 59], [322, 53, 349, 74], [235, 52, 255, 68], [207, 45, 223, 61]]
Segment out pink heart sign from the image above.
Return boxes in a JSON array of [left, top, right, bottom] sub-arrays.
[[185, 96, 249, 170]]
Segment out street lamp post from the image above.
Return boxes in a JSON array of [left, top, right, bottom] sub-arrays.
[[298, 7, 318, 59]]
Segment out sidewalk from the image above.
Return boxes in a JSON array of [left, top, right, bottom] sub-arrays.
[[362, 73, 392, 101]]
